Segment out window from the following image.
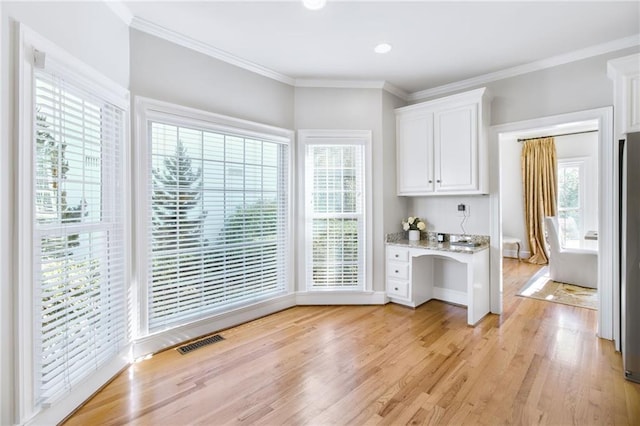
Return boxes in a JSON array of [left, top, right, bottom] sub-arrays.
[[139, 101, 291, 333], [557, 159, 585, 248], [19, 38, 129, 409], [302, 131, 370, 291]]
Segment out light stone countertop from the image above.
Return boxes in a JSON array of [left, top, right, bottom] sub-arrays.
[[386, 231, 489, 254], [386, 239, 489, 254]]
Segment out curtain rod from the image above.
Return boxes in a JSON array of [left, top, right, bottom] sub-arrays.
[[517, 129, 598, 143]]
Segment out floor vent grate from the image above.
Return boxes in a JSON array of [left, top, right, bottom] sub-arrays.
[[177, 334, 224, 355]]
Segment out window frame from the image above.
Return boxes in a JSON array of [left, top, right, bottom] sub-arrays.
[[557, 157, 588, 248], [16, 24, 130, 422], [298, 130, 373, 293], [135, 97, 295, 338]]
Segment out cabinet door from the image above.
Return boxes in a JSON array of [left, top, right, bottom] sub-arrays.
[[396, 113, 434, 195], [434, 104, 478, 192]]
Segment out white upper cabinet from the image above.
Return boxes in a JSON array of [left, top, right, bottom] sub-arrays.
[[395, 88, 491, 196], [396, 112, 434, 193], [608, 54, 640, 136], [434, 103, 478, 192]]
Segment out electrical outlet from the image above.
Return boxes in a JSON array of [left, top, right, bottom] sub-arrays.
[[457, 203, 470, 217]]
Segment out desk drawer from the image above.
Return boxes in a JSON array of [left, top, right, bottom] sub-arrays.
[[387, 279, 409, 299], [387, 262, 409, 280], [387, 247, 409, 262]]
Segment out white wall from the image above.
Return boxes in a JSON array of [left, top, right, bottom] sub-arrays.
[[407, 196, 490, 237], [0, 2, 129, 425], [130, 29, 294, 129], [499, 136, 525, 253]]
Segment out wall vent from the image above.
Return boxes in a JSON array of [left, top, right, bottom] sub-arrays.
[[176, 334, 224, 355]]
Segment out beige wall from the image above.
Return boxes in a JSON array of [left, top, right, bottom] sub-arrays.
[[130, 29, 294, 130]]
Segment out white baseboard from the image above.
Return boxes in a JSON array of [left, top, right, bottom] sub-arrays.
[[503, 249, 530, 260], [133, 294, 297, 358], [296, 291, 387, 305], [432, 287, 467, 306], [26, 349, 130, 426]]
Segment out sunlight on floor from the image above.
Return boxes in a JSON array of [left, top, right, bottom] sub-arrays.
[[520, 271, 550, 297]]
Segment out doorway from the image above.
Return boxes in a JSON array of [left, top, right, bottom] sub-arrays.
[[489, 107, 614, 340], [499, 121, 600, 307]]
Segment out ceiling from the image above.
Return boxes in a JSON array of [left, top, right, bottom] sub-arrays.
[[121, 1, 640, 95]]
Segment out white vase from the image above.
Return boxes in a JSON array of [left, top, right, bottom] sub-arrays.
[[408, 230, 420, 241]]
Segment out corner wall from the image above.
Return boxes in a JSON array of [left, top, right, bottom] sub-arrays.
[[294, 87, 405, 292]]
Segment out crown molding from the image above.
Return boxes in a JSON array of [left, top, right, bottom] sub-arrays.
[[409, 33, 640, 102], [108, 4, 638, 104], [295, 78, 385, 89], [130, 17, 296, 86], [103, 0, 133, 26], [295, 78, 409, 100], [382, 81, 410, 101]]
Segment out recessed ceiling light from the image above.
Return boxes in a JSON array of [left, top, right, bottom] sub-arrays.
[[302, 0, 326, 10], [374, 43, 392, 54]]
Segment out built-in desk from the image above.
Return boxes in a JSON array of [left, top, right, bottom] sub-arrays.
[[386, 239, 490, 326]]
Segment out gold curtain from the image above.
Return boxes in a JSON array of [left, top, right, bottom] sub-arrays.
[[521, 137, 557, 265]]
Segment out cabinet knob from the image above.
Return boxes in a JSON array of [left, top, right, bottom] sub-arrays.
[[394, 287, 398, 291], [429, 180, 432, 183], [395, 254, 399, 258], [436, 179, 441, 183], [395, 270, 399, 274]]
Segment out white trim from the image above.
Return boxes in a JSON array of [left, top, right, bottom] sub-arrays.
[[135, 96, 293, 142], [490, 107, 614, 340], [24, 348, 130, 426], [133, 295, 296, 358], [16, 22, 37, 423], [557, 157, 589, 248], [103, 0, 134, 26], [607, 52, 640, 351], [130, 17, 295, 86], [410, 34, 640, 102], [296, 291, 387, 306], [128, 13, 637, 104], [135, 95, 295, 338], [295, 79, 410, 100], [298, 129, 374, 293], [295, 79, 386, 89], [20, 25, 128, 108], [382, 81, 410, 101], [503, 249, 531, 260], [16, 22, 131, 424]]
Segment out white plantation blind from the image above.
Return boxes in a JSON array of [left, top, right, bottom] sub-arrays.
[[305, 144, 365, 289], [148, 121, 289, 332], [33, 68, 126, 405]]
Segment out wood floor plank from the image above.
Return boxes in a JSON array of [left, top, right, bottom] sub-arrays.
[[63, 259, 640, 425]]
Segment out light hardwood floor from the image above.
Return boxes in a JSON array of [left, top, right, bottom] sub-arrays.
[[64, 259, 640, 425]]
